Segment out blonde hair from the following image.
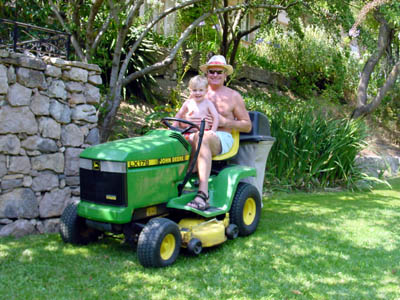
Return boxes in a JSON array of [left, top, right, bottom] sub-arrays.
[[188, 75, 208, 90]]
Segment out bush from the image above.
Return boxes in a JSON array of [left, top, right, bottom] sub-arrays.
[[244, 93, 368, 191], [249, 25, 360, 101]]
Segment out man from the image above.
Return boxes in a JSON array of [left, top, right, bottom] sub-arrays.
[[186, 55, 252, 210]]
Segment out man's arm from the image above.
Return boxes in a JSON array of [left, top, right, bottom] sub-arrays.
[[207, 100, 219, 132], [219, 92, 252, 133]]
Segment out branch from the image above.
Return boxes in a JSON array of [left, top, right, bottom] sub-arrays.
[[90, 13, 112, 56], [123, 13, 212, 85], [349, 0, 391, 37], [123, 3, 282, 85], [49, 0, 86, 61], [109, 0, 144, 90], [85, 0, 105, 57], [368, 60, 400, 112], [118, 0, 204, 84], [356, 11, 392, 107]]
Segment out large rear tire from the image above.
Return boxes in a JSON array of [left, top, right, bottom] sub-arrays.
[[59, 202, 100, 245], [137, 218, 181, 268], [230, 183, 261, 236]]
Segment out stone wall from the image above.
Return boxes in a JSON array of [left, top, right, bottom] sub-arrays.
[[0, 50, 102, 237]]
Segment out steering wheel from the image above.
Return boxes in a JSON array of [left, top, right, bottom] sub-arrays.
[[162, 117, 201, 134]]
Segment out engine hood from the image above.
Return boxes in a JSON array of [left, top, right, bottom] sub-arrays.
[[80, 130, 190, 162]]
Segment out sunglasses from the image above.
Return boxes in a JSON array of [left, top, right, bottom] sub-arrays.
[[207, 69, 225, 75]]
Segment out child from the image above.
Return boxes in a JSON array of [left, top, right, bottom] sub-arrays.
[[173, 75, 219, 142]]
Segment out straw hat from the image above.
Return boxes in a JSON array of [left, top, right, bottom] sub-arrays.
[[200, 55, 233, 75]]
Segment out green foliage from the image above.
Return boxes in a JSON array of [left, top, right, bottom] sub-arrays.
[[251, 25, 360, 100], [0, 0, 54, 27], [92, 26, 161, 105], [244, 93, 369, 191], [177, 3, 220, 63]]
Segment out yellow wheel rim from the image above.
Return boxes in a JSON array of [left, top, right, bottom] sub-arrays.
[[160, 234, 176, 260], [243, 197, 256, 226]]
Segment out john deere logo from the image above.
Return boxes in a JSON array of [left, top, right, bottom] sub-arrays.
[[92, 160, 100, 170]]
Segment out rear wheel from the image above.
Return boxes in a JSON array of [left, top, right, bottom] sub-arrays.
[[59, 202, 101, 245], [230, 183, 261, 236], [137, 218, 181, 267]]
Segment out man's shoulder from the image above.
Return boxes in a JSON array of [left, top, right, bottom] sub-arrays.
[[224, 86, 242, 101]]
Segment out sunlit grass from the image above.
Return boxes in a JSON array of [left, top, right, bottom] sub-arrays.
[[0, 178, 399, 299]]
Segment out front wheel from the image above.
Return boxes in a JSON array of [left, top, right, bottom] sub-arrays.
[[59, 202, 101, 245], [137, 218, 181, 268], [230, 183, 261, 236]]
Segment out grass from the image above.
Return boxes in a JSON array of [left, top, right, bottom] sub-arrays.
[[1, 178, 399, 300]]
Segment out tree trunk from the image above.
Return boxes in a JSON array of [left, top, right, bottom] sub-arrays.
[[100, 83, 123, 142], [351, 12, 394, 119]]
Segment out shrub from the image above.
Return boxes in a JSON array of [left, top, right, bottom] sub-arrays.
[[244, 93, 368, 191], [249, 25, 360, 101]]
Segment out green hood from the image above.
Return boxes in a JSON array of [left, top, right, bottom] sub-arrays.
[[80, 130, 190, 162]]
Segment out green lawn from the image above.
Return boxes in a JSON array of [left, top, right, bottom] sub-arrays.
[[1, 178, 399, 300]]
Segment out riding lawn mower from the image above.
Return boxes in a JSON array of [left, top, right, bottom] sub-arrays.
[[59, 111, 274, 267]]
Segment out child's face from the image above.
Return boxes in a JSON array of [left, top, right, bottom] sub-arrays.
[[189, 84, 207, 102]]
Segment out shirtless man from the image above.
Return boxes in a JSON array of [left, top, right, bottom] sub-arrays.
[[186, 55, 252, 210]]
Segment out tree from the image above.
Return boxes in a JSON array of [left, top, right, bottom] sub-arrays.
[[50, 0, 296, 141], [350, 0, 400, 119], [216, 0, 300, 67]]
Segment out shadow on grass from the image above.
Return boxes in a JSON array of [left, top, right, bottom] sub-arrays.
[[0, 178, 399, 299]]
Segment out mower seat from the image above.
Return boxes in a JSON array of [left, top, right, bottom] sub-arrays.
[[212, 130, 240, 161]]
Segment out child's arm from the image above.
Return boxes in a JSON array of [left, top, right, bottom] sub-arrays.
[[172, 101, 188, 128], [207, 100, 219, 132]]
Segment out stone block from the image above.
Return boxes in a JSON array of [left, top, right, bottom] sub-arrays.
[[71, 104, 98, 123], [65, 148, 83, 176], [0, 134, 21, 155], [0, 188, 39, 219], [45, 65, 62, 78], [39, 187, 71, 218], [16, 67, 47, 89], [17, 56, 46, 71], [32, 171, 59, 192], [0, 106, 38, 135], [84, 83, 100, 104], [88, 74, 102, 85], [68, 92, 86, 105], [49, 100, 71, 124], [30, 92, 50, 116], [0, 219, 37, 238], [7, 82, 33, 106], [0, 65, 8, 94], [39, 117, 61, 139], [0, 155, 7, 177], [48, 80, 67, 100], [9, 156, 31, 174], [85, 127, 100, 145], [31, 153, 64, 173], [65, 81, 84, 93], [61, 124, 84, 147], [63, 67, 88, 82]]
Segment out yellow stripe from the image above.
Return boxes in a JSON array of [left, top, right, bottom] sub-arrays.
[[127, 155, 189, 169]]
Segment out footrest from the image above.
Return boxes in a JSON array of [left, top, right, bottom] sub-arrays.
[[204, 207, 225, 214], [167, 193, 227, 217]]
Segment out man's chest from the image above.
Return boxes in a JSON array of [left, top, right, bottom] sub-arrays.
[[209, 97, 233, 117]]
